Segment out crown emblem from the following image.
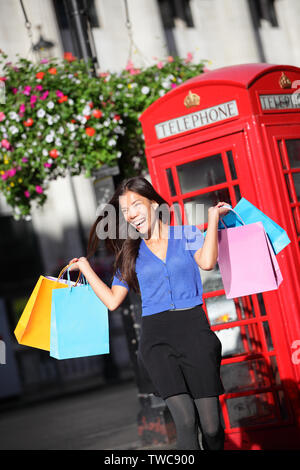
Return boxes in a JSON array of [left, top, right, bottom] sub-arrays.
[[184, 90, 200, 108], [279, 72, 291, 89]]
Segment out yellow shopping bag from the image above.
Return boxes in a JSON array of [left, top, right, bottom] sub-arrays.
[[14, 265, 80, 351]]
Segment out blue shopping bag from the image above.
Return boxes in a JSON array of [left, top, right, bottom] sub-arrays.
[[50, 270, 109, 360], [203, 198, 290, 254]]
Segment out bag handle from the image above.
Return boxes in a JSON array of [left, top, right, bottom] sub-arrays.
[[57, 264, 81, 286], [219, 205, 247, 229]]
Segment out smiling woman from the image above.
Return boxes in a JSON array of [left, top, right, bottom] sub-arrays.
[[68, 175, 229, 451]]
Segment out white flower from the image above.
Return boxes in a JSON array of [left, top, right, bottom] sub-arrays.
[[46, 101, 54, 110], [117, 84, 123, 89], [108, 138, 116, 147], [8, 111, 19, 120], [47, 116, 53, 125], [67, 123, 75, 132], [103, 120, 110, 127], [117, 151, 122, 158], [9, 125, 19, 135], [141, 86, 150, 95], [82, 105, 91, 115], [42, 149, 48, 156], [58, 126, 64, 134], [45, 134, 54, 143], [159, 90, 165, 97], [162, 81, 170, 89], [68, 98, 74, 105]]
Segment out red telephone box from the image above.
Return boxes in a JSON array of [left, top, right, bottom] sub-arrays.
[[139, 63, 300, 450]]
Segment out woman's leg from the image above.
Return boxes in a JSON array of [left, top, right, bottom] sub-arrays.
[[194, 396, 224, 450], [165, 393, 200, 450]]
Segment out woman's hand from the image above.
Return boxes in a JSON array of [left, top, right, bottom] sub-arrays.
[[67, 256, 90, 273], [208, 201, 231, 219]]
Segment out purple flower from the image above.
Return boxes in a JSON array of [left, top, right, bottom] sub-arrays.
[[40, 59, 48, 64], [12, 88, 18, 94], [21, 157, 28, 163], [40, 90, 49, 100], [23, 85, 32, 96]]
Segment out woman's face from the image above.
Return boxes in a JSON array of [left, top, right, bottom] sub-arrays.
[[119, 190, 158, 235]]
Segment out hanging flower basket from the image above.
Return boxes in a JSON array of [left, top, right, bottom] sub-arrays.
[[0, 50, 210, 218]]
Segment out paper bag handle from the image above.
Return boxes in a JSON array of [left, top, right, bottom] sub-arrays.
[[57, 264, 81, 286], [219, 205, 246, 229]]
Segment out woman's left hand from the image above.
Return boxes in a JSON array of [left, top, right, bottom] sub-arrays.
[[208, 201, 231, 219]]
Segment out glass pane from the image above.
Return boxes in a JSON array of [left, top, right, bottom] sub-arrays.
[[285, 139, 300, 169], [292, 172, 300, 200], [234, 185, 241, 203], [226, 150, 237, 180], [166, 168, 176, 196], [221, 359, 271, 393], [257, 293, 267, 316], [263, 321, 274, 351], [292, 207, 300, 235], [284, 174, 295, 203], [226, 393, 277, 428], [206, 295, 237, 325], [270, 355, 281, 385], [216, 323, 263, 358], [200, 264, 224, 293], [184, 188, 230, 225], [177, 154, 226, 194]]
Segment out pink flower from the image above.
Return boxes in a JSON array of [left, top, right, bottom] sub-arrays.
[[8, 168, 17, 177], [56, 90, 64, 98], [12, 88, 18, 94], [40, 90, 49, 100], [40, 59, 48, 64], [30, 95, 38, 108], [44, 162, 52, 168], [35, 185, 43, 194], [24, 190, 30, 198], [23, 85, 32, 96], [185, 52, 193, 64], [125, 60, 134, 71], [167, 56, 174, 63], [0, 112, 5, 122], [1, 173, 8, 181], [19, 104, 26, 115], [1, 139, 10, 149], [35, 85, 43, 91], [157, 61, 163, 69], [171, 83, 177, 89], [21, 157, 28, 163]]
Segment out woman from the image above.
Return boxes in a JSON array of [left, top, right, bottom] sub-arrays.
[[68, 176, 229, 450]]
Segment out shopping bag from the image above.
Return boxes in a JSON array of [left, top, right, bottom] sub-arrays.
[[14, 266, 81, 351], [218, 208, 283, 299], [50, 269, 109, 360], [218, 198, 290, 254]]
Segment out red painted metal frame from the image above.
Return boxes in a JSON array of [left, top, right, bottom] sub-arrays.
[[139, 64, 300, 449]]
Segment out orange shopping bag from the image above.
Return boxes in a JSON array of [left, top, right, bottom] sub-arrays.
[[14, 265, 81, 351]]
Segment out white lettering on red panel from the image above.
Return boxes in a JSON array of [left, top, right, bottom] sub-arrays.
[[155, 100, 239, 139]]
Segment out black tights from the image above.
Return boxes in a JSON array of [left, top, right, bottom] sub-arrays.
[[165, 394, 224, 450]]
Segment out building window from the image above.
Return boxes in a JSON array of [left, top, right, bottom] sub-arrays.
[[248, 0, 279, 28], [157, 0, 194, 29]]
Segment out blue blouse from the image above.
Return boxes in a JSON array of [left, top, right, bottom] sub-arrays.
[[112, 225, 205, 316]]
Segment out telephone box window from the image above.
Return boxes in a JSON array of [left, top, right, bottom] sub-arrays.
[[285, 139, 300, 169], [177, 154, 226, 194], [183, 188, 230, 225], [292, 173, 300, 200], [165, 168, 177, 196], [226, 150, 238, 180]]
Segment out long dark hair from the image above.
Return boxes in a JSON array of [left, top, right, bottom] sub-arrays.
[[87, 176, 171, 293]]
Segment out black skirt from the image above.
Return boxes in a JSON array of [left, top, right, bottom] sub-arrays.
[[138, 304, 224, 400]]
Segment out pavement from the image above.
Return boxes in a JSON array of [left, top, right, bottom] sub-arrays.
[[0, 379, 176, 450]]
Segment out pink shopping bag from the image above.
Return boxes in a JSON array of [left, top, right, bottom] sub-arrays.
[[218, 208, 283, 299]]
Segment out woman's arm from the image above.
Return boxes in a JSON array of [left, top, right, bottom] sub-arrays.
[[194, 202, 229, 270], [68, 257, 128, 311]]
